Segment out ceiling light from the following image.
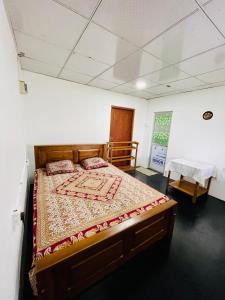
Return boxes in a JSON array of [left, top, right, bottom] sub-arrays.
[[136, 80, 147, 90]]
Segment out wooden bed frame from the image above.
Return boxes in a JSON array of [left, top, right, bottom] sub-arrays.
[[33, 144, 177, 300]]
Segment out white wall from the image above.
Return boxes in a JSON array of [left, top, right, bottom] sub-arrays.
[[146, 87, 225, 201], [21, 71, 149, 176], [0, 1, 27, 299]]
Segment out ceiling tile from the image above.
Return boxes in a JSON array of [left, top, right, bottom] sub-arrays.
[[144, 10, 224, 64], [169, 77, 205, 90], [152, 90, 180, 97], [196, 68, 225, 83], [20, 57, 61, 76], [88, 78, 118, 89], [7, 0, 224, 96], [196, 0, 213, 6], [125, 78, 156, 89], [128, 90, 155, 99], [15, 31, 70, 67], [93, 0, 198, 47], [177, 44, 225, 75], [111, 85, 136, 94], [202, 0, 225, 37], [99, 50, 168, 83], [65, 52, 109, 76], [144, 65, 190, 84], [147, 84, 176, 94], [60, 69, 93, 83], [193, 80, 225, 90], [75, 22, 138, 65], [55, 0, 99, 18], [98, 68, 126, 84], [148, 94, 159, 99], [6, 0, 87, 50]]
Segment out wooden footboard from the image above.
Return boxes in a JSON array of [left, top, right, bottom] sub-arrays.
[[35, 200, 177, 300]]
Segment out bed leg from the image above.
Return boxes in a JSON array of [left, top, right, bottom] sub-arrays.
[[165, 171, 171, 194], [159, 205, 177, 255], [192, 182, 199, 204], [36, 269, 56, 300], [166, 205, 177, 241]]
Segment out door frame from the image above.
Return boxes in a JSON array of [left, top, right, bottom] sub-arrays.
[[109, 105, 135, 142], [148, 111, 173, 173]]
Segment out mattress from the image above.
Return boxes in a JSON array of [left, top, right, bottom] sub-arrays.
[[32, 164, 169, 261]]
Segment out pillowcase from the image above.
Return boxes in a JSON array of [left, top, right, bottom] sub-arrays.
[[81, 157, 108, 170], [46, 160, 75, 176]]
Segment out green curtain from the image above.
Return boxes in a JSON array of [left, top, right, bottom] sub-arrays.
[[152, 112, 172, 146]]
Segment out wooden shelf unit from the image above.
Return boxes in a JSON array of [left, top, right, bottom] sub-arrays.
[[107, 141, 139, 172]]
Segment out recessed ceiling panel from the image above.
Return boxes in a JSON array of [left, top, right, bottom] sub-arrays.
[[20, 57, 61, 77], [55, 0, 99, 18], [15, 31, 70, 66], [65, 52, 109, 76], [99, 50, 168, 83], [202, 0, 225, 37], [196, 68, 225, 83], [150, 90, 180, 98], [144, 10, 224, 64], [177, 44, 225, 75], [196, 0, 213, 6], [98, 68, 126, 85], [128, 90, 155, 99], [147, 84, 176, 94], [93, 0, 198, 47], [88, 78, 118, 89], [144, 65, 190, 84], [60, 68, 93, 83], [125, 78, 157, 89], [75, 22, 138, 65], [6, 0, 87, 50], [193, 80, 225, 90], [168, 77, 205, 90], [111, 85, 136, 94]]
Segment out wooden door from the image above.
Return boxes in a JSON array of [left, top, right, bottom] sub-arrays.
[[109, 106, 134, 166]]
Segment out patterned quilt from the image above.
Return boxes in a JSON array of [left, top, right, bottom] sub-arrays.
[[33, 164, 169, 260]]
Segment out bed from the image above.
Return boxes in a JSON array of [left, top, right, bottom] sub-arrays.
[[31, 144, 177, 300]]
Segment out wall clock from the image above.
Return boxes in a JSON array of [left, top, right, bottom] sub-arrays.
[[203, 111, 213, 120]]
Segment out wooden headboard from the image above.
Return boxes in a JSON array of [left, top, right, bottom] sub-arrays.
[[34, 144, 107, 169]]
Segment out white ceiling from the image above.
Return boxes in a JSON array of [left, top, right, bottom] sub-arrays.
[[5, 0, 225, 100]]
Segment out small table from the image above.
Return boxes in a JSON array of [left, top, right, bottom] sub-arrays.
[[165, 159, 216, 204]]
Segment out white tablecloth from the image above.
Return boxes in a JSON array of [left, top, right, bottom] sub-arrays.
[[165, 158, 216, 186]]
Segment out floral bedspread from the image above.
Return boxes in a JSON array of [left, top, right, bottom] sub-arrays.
[[33, 164, 169, 260]]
